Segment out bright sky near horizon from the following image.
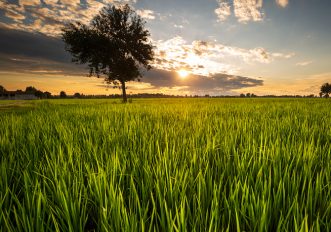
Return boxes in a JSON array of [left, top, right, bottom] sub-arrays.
[[0, 0, 330, 96]]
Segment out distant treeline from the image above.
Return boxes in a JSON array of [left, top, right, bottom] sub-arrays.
[[96, 93, 319, 98], [0, 86, 52, 99], [0, 85, 322, 99]]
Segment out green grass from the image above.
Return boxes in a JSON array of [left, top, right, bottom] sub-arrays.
[[1, 98, 331, 231]]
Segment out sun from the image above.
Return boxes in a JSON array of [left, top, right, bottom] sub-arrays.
[[178, 69, 189, 78]]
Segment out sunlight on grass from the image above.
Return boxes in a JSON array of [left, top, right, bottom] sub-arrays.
[[0, 98, 330, 231]]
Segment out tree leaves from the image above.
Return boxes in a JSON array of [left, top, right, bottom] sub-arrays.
[[62, 4, 153, 85]]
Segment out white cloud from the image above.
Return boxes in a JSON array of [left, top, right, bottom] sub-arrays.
[[215, 0, 264, 23], [233, 0, 264, 23], [0, 0, 139, 37], [153, 36, 294, 77], [215, 0, 289, 23], [136, 9, 155, 20], [215, 0, 231, 22], [276, 0, 289, 8]]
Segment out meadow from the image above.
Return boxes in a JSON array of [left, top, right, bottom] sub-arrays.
[[0, 98, 330, 231]]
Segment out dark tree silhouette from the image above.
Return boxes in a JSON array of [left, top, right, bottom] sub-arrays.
[[62, 4, 154, 103], [60, 91, 67, 98], [73, 92, 81, 98], [44, 91, 52, 99], [0, 85, 6, 93], [320, 83, 331, 98], [35, 90, 44, 99], [25, 86, 38, 94], [24, 86, 46, 98]]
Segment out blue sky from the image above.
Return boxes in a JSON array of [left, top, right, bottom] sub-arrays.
[[0, 0, 330, 95]]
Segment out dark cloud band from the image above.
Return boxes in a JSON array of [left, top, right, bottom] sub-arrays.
[[142, 69, 263, 91], [0, 27, 263, 93]]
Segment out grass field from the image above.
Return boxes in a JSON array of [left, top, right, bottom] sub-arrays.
[[1, 98, 331, 231]]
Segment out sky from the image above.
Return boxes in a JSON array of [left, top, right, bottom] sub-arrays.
[[0, 0, 330, 96]]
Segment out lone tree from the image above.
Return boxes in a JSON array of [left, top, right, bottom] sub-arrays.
[[62, 4, 154, 103], [320, 83, 331, 98]]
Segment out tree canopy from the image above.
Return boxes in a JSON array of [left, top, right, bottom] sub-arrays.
[[25, 86, 38, 94], [320, 83, 331, 98], [60, 91, 67, 98], [62, 4, 154, 102]]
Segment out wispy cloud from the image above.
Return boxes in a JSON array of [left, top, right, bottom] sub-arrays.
[[272, 52, 295, 59], [136, 9, 156, 20], [296, 61, 313, 66]]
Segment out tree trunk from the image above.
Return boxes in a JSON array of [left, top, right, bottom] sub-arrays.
[[121, 81, 127, 103]]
